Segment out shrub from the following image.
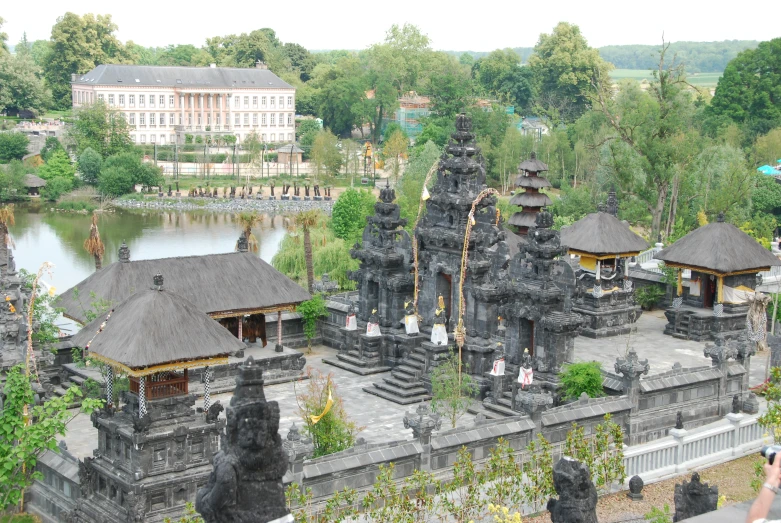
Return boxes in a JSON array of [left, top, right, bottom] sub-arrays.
[[559, 361, 604, 400], [297, 369, 359, 458], [635, 285, 665, 310], [98, 166, 134, 197], [77, 147, 102, 185], [0, 132, 30, 163], [330, 188, 376, 243], [40, 176, 73, 201], [297, 294, 328, 351]]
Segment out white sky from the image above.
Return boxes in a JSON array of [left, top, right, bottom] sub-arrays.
[[3, 0, 778, 52]]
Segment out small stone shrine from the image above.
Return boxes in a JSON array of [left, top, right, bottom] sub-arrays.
[[0, 249, 31, 369], [656, 212, 781, 340], [196, 357, 292, 523], [327, 181, 416, 373], [508, 152, 553, 236], [66, 274, 245, 523], [673, 472, 719, 522], [547, 457, 598, 523], [560, 189, 648, 338]]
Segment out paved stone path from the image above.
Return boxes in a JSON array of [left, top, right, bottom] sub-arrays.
[[61, 310, 769, 460]]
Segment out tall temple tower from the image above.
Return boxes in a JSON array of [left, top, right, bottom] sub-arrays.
[[508, 153, 552, 235]]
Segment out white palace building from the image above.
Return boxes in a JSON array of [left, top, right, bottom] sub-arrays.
[[71, 63, 296, 145]]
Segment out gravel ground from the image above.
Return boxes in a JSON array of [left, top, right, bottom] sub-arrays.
[[526, 454, 762, 523], [112, 196, 334, 214]]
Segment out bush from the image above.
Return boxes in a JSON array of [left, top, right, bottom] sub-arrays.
[[40, 176, 73, 201], [635, 285, 665, 310], [297, 369, 359, 458], [98, 166, 134, 197], [0, 132, 30, 163], [39, 137, 64, 163], [330, 188, 376, 243], [78, 147, 102, 185], [559, 361, 604, 400]]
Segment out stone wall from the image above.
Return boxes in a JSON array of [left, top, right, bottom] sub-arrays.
[[28, 444, 81, 523]]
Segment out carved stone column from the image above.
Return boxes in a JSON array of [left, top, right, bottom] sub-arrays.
[[615, 349, 649, 414], [403, 404, 441, 471]]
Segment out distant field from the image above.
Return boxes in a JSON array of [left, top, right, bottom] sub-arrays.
[[610, 69, 721, 88]]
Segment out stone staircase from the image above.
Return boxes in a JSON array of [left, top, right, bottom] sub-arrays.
[[363, 346, 431, 404], [672, 310, 693, 339], [53, 367, 96, 408], [467, 365, 522, 420], [323, 347, 392, 376]]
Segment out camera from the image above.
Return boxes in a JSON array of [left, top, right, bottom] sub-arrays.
[[761, 445, 781, 465]]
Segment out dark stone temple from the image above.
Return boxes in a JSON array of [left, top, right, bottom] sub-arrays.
[[65, 275, 245, 522], [0, 250, 30, 369], [322, 181, 417, 377], [507, 152, 552, 236], [560, 190, 648, 338], [656, 213, 781, 341]]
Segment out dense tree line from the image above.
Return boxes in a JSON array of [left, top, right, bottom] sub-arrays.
[[598, 40, 758, 72]]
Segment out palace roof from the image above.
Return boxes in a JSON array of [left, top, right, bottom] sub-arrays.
[[560, 212, 648, 256], [655, 219, 781, 274], [70, 281, 244, 373], [73, 64, 294, 90], [58, 249, 311, 324]]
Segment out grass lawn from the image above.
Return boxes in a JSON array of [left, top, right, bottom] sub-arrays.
[[0, 515, 42, 523], [610, 69, 721, 89]]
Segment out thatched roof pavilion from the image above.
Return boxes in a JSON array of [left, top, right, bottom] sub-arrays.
[[70, 274, 243, 376], [58, 242, 311, 325], [22, 173, 46, 196], [561, 211, 648, 260]]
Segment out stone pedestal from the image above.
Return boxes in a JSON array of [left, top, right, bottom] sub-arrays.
[[359, 334, 382, 364]]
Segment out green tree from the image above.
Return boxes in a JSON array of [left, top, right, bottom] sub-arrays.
[[44, 13, 136, 109], [98, 165, 134, 196], [297, 119, 321, 156], [0, 132, 29, 163], [297, 294, 328, 351], [430, 347, 479, 428], [330, 188, 376, 243], [754, 128, 781, 167], [78, 147, 103, 185], [428, 61, 474, 120], [0, 161, 28, 200], [310, 130, 342, 179], [38, 149, 75, 181], [395, 140, 441, 229], [297, 369, 359, 458], [0, 364, 103, 511], [559, 361, 605, 400], [41, 176, 74, 201], [472, 49, 535, 110], [705, 38, 781, 135], [294, 210, 320, 294], [0, 49, 52, 116], [39, 136, 64, 163], [0, 16, 8, 54], [67, 101, 133, 158], [529, 22, 612, 124], [383, 129, 408, 182], [283, 42, 316, 82]]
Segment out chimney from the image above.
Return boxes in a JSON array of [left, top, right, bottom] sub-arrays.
[[210, 63, 216, 68], [71, 73, 77, 82], [255, 61, 268, 70]]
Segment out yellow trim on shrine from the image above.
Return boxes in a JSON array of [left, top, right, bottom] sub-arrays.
[[86, 353, 229, 378], [717, 276, 724, 304], [660, 261, 773, 278], [677, 269, 683, 297], [579, 256, 597, 271], [209, 304, 296, 320], [568, 249, 640, 260]]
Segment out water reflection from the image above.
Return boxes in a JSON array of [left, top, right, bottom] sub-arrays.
[[9, 202, 287, 295]]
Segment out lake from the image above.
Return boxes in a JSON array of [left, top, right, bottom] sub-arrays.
[[9, 202, 288, 309]]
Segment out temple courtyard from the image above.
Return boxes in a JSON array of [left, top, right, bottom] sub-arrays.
[[58, 310, 767, 461]]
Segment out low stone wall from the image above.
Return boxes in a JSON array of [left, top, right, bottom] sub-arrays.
[[112, 197, 334, 214]]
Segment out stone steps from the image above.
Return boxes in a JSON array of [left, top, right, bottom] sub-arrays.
[[371, 380, 430, 398], [467, 403, 505, 420], [380, 376, 427, 391], [322, 357, 391, 376], [482, 401, 518, 418], [391, 368, 420, 383], [363, 384, 431, 405], [337, 352, 377, 368]]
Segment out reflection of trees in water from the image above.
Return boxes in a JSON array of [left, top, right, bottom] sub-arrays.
[[40, 209, 157, 265]]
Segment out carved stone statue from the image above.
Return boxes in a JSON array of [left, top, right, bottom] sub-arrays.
[[673, 472, 718, 522], [196, 357, 291, 523], [675, 411, 684, 430], [205, 400, 224, 423], [547, 457, 598, 523], [403, 298, 419, 336], [431, 295, 448, 345], [366, 308, 381, 337]]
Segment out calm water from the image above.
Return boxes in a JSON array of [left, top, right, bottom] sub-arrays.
[[9, 203, 287, 299]]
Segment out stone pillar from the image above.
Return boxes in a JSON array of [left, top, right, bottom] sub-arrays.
[[670, 422, 687, 472], [226, 94, 231, 130], [200, 94, 205, 130], [726, 410, 743, 455], [615, 349, 649, 414], [180, 95, 185, 128], [276, 310, 283, 352], [282, 424, 314, 485], [403, 404, 441, 471], [704, 336, 737, 413], [209, 94, 214, 130], [190, 94, 195, 130]]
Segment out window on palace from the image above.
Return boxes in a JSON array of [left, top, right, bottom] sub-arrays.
[[270, 97, 275, 108], [149, 96, 155, 107], [139, 113, 146, 125], [252, 96, 258, 108], [160, 114, 165, 126], [287, 113, 292, 125], [235, 113, 240, 125], [169, 95, 175, 107], [129, 94, 135, 106], [279, 113, 284, 126], [252, 114, 257, 125], [139, 95, 145, 107], [129, 113, 135, 125], [243, 113, 249, 125], [261, 113, 266, 126], [244, 96, 249, 108], [140, 135, 146, 143], [287, 96, 293, 107], [261, 96, 267, 107], [261, 133, 267, 141], [270, 133, 275, 141], [234, 96, 239, 108], [108, 94, 114, 105], [216, 114, 221, 125], [270, 113, 275, 126], [150, 113, 155, 126], [169, 113, 175, 125], [150, 134, 156, 143], [159, 95, 164, 106], [278, 97, 284, 108], [98, 94, 104, 102], [118, 94, 125, 106]]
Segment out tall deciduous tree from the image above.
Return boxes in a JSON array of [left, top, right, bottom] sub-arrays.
[[44, 13, 137, 109], [0, 132, 29, 162], [0, 17, 8, 54], [67, 101, 133, 158], [78, 147, 103, 185], [383, 129, 408, 182], [529, 22, 611, 124], [310, 130, 342, 179], [592, 44, 699, 239], [0, 48, 52, 116], [472, 49, 535, 110], [295, 210, 320, 294]]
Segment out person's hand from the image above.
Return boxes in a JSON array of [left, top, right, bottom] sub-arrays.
[[766, 455, 781, 487]]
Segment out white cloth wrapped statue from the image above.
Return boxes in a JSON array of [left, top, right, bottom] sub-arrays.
[[430, 295, 449, 345], [345, 305, 357, 331], [517, 348, 533, 388], [490, 342, 505, 376], [403, 300, 419, 335], [366, 309, 382, 337]]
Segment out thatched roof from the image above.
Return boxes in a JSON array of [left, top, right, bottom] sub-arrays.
[[58, 249, 311, 324], [70, 284, 245, 372], [509, 192, 553, 207], [507, 212, 537, 228], [23, 174, 46, 188], [655, 219, 781, 274], [560, 212, 648, 256], [518, 153, 548, 173], [514, 175, 551, 189]]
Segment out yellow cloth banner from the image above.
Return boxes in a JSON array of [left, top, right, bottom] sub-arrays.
[[309, 388, 334, 425]]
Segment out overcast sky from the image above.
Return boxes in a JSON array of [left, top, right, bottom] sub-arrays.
[[3, 0, 778, 52]]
